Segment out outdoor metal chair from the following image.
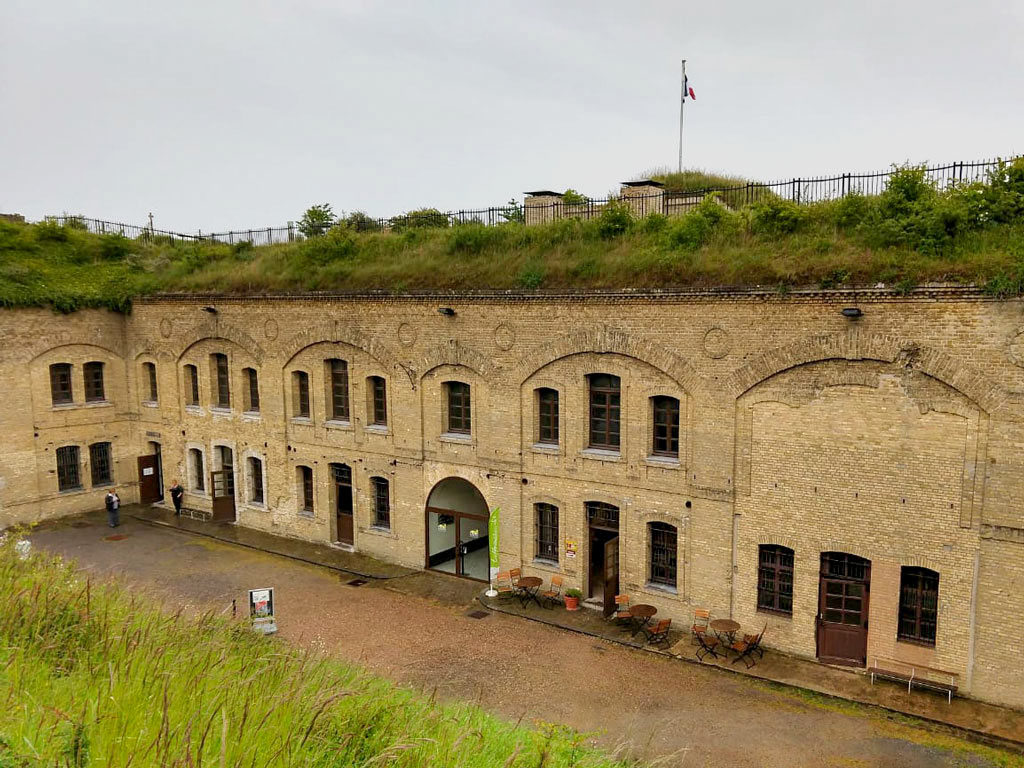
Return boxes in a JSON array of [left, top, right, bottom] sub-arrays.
[[643, 618, 673, 648], [540, 575, 563, 608], [691, 608, 711, 643], [612, 594, 633, 627], [730, 625, 766, 669], [694, 626, 720, 661]]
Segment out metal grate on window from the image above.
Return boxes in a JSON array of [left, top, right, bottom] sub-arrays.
[[649, 522, 677, 587], [535, 503, 559, 562], [89, 442, 112, 486], [83, 361, 105, 402], [898, 567, 939, 645], [372, 477, 390, 528], [586, 501, 619, 530], [50, 363, 73, 404], [56, 446, 81, 491]]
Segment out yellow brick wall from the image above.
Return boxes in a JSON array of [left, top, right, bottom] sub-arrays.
[[2, 290, 1024, 708]]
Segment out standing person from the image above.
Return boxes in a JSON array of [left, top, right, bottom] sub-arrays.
[[168, 478, 184, 516], [105, 489, 121, 528]]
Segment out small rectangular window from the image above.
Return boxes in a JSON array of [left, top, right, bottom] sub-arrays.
[[329, 359, 349, 420], [535, 503, 559, 562], [757, 545, 794, 614], [83, 361, 105, 402], [212, 353, 230, 408], [299, 466, 314, 513], [537, 388, 559, 445], [370, 376, 387, 426], [89, 442, 113, 486], [143, 362, 158, 402], [56, 446, 81, 491], [249, 457, 264, 504], [372, 477, 390, 529], [294, 371, 310, 418], [446, 382, 471, 434], [652, 396, 680, 457], [649, 522, 678, 587], [190, 448, 205, 491], [588, 374, 620, 450], [50, 363, 73, 405], [185, 365, 200, 406], [244, 368, 260, 412], [898, 567, 939, 645]]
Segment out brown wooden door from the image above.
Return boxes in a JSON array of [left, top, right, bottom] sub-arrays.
[[603, 536, 619, 618], [210, 469, 236, 522], [137, 455, 161, 503], [817, 553, 870, 667], [336, 483, 354, 545]]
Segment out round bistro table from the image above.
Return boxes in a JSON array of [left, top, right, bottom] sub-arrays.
[[517, 576, 543, 608], [630, 603, 658, 636], [710, 618, 741, 645]]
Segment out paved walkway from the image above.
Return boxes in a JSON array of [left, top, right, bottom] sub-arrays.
[[27, 510, 1024, 768]]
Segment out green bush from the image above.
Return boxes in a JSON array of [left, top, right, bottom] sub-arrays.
[[517, 260, 545, 288], [561, 189, 588, 205], [666, 196, 739, 250], [300, 226, 357, 265], [395, 208, 449, 230], [834, 193, 873, 230], [97, 234, 132, 261], [298, 203, 335, 238], [596, 201, 634, 239], [750, 197, 808, 235], [448, 223, 509, 255], [344, 211, 381, 232]]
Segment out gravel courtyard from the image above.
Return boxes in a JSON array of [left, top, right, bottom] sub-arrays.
[[29, 513, 1020, 768]]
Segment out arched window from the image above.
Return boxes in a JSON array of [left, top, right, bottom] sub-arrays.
[[651, 396, 680, 457], [445, 381, 471, 434], [898, 567, 939, 645], [536, 388, 559, 445], [535, 503, 559, 562], [89, 442, 113, 486], [371, 477, 390, 529], [243, 368, 260, 412], [588, 374, 620, 450], [297, 465, 314, 514], [184, 365, 200, 406], [50, 363, 73, 405], [83, 361, 105, 402], [56, 446, 81, 491], [757, 545, 794, 614], [648, 522, 677, 587]]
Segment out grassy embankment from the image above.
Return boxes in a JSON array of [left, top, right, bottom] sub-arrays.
[[1, 161, 1023, 313], [0, 539, 638, 767]]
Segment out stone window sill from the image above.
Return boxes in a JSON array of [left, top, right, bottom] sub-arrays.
[[51, 401, 76, 410], [644, 454, 680, 469], [365, 424, 389, 435], [531, 558, 560, 571], [210, 406, 232, 416], [291, 416, 313, 425], [84, 400, 112, 408], [142, 400, 159, 409], [298, 510, 315, 519], [242, 410, 261, 421], [246, 502, 267, 511], [531, 442, 560, 455], [440, 432, 473, 445], [58, 486, 85, 495], [580, 448, 621, 462], [644, 581, 679, 596], [324, 419, 353, 431], [184, 404, 203, 414], [92, 481, 115, 489], [365, 525, 394, 538]]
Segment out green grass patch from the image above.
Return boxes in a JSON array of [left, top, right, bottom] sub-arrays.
[[0, 538, 638, 767], [3, 160, 1024, 312]]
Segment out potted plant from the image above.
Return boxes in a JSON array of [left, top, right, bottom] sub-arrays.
[[564, 588, 583, 611]]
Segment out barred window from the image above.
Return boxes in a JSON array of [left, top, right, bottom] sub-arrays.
[[649, 522, 677, 587], [371, 477, 390, 529], [537, 388, 559, 445], [185, 365, 200, 406], [588, 374, 620, 450], [369, 376, 387, 426], [586, 501, 620, 530], [244, 368, 260, 412], [56, 446, 81, 491], [294, 371, 310, 418], [898, 567, 939, 645], [189, 448, 205, 491], [328, 359, 350, 420], [249, 456, 264, 504], [212, 353, 230, 407], [298, 466, 314, 513], [143, 362, 158, 402], [535, 503, 559, 563], [758, 545, 794, 614], [89, 442, 113, 486], [83, 361, 105, 402], [651, 396, 680, 457], [446, 382, 471, 434], [50, 363, 73, 405]]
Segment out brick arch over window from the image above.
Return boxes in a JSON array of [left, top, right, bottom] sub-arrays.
[[417, 339, 496, 382], [514, 324, 703, 394], [29, 341, 123, 365], [280, 323, 413, 386], [725, 331, 1007, 414], [175, 321, 266, 365]]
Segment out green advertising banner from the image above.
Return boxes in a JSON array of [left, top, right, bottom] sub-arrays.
[[486, 507, 500, 595]]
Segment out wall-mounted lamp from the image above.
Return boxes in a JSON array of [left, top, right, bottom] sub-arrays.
[[202, 306, 218, 314], [841, 307, 863, 319], [438, 307, 456, 316]]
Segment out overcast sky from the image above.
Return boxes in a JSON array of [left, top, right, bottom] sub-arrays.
[[2, 0, 1021, 232]]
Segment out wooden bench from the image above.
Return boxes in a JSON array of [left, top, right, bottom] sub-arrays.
[[869, 657, 959, 704]]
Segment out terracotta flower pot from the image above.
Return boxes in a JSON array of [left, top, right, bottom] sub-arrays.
[[564, 596, 580, 611]]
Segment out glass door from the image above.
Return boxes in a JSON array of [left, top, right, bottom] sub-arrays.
[[457, 515, 488, 581]]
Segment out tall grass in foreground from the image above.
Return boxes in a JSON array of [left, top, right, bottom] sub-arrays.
[[0, 540, 638, 767]]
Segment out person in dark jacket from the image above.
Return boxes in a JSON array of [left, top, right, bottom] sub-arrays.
[[169, 479, 184, 516], [105, 490, 121, 528]]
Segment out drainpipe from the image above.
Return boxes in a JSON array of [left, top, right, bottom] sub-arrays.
[[730, 512, 740, 619], [965, 549, 980, 694]]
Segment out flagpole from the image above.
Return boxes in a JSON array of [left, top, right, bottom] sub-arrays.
[[678, 59, 686, 173]]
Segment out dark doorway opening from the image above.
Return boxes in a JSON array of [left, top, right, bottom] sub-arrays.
[[586, 502, 620, 617], [817, 551, 871, 667], [332, 463, 354, 546]]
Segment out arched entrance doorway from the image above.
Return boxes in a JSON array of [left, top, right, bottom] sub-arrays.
[[425, 478, 489, 581]]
